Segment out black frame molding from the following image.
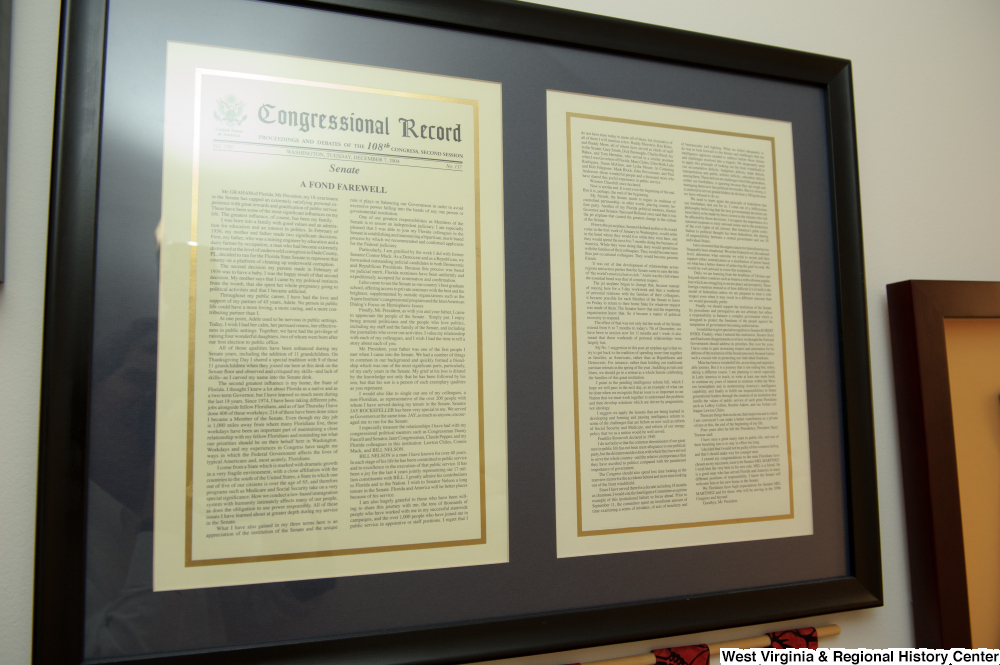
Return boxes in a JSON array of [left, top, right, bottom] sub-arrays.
[[34, 1, 880, 663]]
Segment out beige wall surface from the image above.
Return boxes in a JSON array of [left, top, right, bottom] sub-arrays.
[[2, 0, 1000, 661], [0, 0, 60, 663]]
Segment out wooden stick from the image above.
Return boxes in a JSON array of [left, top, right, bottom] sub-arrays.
[[584, 655, 655, 665], [577, 625, 841, 665], [585, 653, 657, 665], [707, 636, 770, 654], [708, 625, 840, 654], [815, 625, 841, 639]]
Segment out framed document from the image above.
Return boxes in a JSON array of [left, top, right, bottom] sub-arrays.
[[547, 93, 812, 557], [887, 280, 1000, 648], [34, 0, 881, 663], [154, 42, 507, 592]]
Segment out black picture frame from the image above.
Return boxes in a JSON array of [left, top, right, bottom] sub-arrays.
[[34, 1, 881, 663]]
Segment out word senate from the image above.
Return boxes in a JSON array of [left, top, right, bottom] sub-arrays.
[[720, 650, 1000, 665], [257, 104, 463, 142]]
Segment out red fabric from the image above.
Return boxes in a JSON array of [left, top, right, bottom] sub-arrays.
[[767, 628, 818, 649], [653, 645, 710, 665]]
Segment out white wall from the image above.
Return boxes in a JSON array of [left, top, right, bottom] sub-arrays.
[[2, 0, 999, 661], [0, 0, 60, 662]]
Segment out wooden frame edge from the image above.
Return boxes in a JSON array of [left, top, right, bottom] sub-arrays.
[[887, 279, 1000, 647]]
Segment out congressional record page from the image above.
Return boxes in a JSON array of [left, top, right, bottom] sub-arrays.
[[154, 43, 507, 590], [547, 91, 812, 558]]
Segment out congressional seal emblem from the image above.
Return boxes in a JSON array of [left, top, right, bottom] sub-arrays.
[[214, 94, 247, 127]]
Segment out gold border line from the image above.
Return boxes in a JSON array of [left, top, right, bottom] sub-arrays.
[[173, 41, 503, 88], [187, 536, 485, 567], [566, 113, 584, 537], [198, 68, 480, 107], [185, 70, 486, 567], [184, 71, 204, 567], [564, 113, 794, 537], [473, 99, 488, 542], [771, 138, 795, 519]]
